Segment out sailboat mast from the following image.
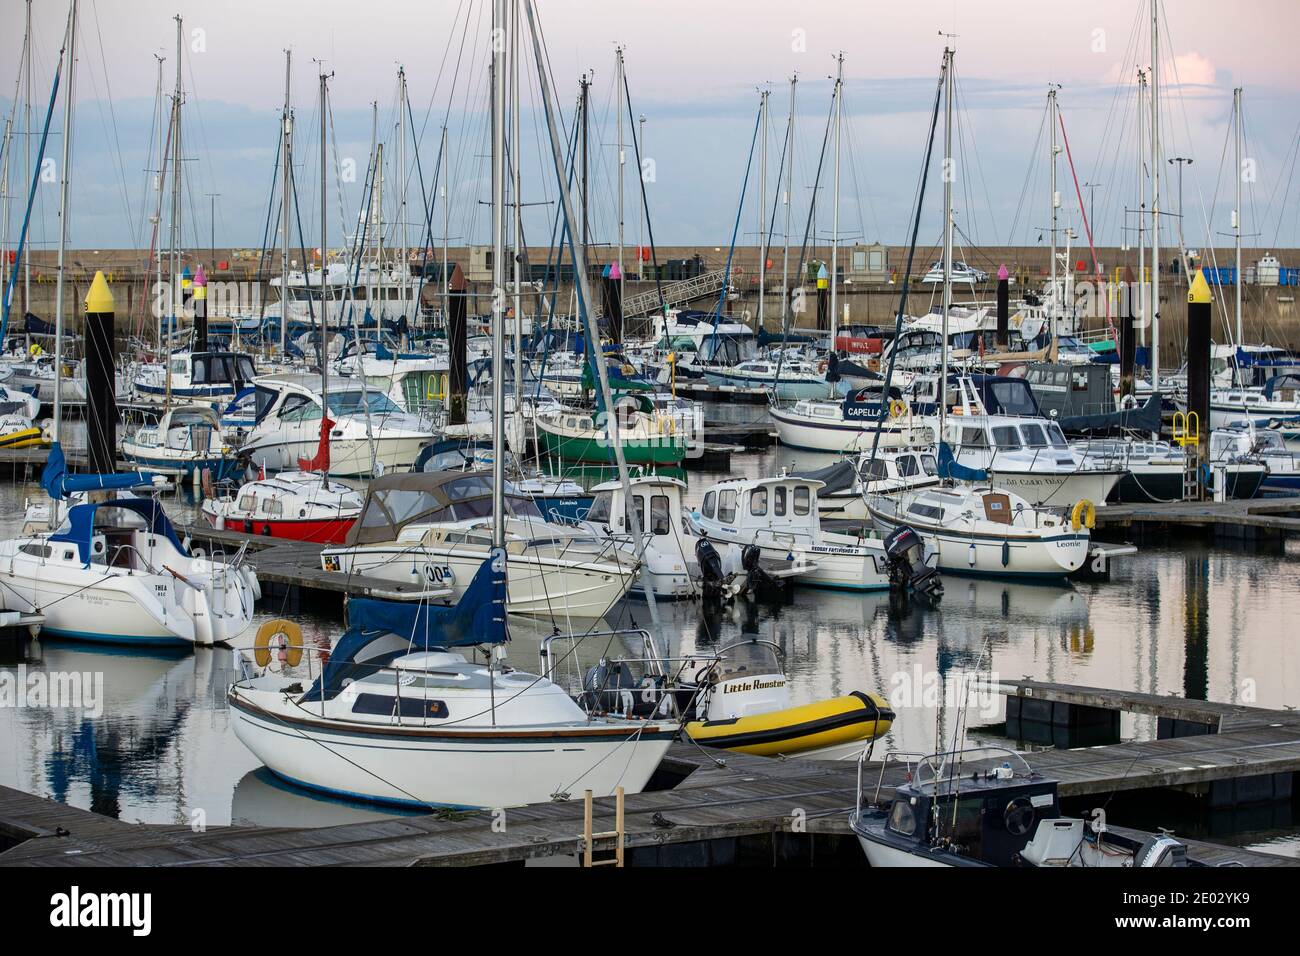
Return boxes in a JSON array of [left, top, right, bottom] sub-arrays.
[[1150, 0, 1161, 389], [23, 0, 32, 318], [491, 0, 507, 548], [757, 86, 768, 331], [616, 45, 625, 314], [1234, 86, 1243, 349], [1137, 68, 1146, 344], [152, 53, 166, 352], [829, 52, 843, 347], [281, 49, 291, 354], [511, 0, 524, 445], [1049, 87, 1058, 337], [52, 0, 78, 441], [441, 124, 449, 326], [938, 47, 954, 442], [781, 74, 795, 328], [398, 66, 408, 329], [170, 15, 183, 351]]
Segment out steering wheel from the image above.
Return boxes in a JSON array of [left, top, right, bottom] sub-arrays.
[[1003, 797, 1036, 836]]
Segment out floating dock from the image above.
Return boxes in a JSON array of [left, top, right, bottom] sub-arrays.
[[2, 681, 1296, 867], [1095, 496, 1300, 540]]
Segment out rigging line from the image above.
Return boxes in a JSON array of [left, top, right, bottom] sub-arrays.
[[621, 62, 667, 326], [84, 2, 136, 250], [1006, 101, 1047, 247], [252, 136, 283, 327], [1058, 106, 1113, 335], [707, 102, 763, 359]]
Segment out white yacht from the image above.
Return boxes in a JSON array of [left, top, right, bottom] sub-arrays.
[[577, 475, 696, 599], [769, 385, 933, 453]]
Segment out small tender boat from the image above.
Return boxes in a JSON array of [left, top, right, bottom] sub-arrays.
[[229, 553, 678, 809], [683, 639, 893, 759], [850, 747, 1225, 867], [120, 403, 242, 481], [201, 470, 363, 543]]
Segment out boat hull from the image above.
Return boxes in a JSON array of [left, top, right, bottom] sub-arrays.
[[228, 692, 674, 809], [205, 510, 356, 545], [769, 405, 918, 453], [243, 434, 429, 478], [536, 425, 685, 465], [687, 692, 893, 759], [870, 509, 1088, 579]]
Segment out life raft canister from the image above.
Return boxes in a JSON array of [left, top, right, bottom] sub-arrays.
[[1070, 498, 1096, 532]]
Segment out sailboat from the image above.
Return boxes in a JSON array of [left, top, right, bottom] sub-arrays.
[[230, 19, 678, 808]]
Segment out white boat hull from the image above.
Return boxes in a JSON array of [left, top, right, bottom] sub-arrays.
[[984, 469, 1122, 508], [870, 510, 1088, 579], [244, 434, 428, 478], [769, 406, 921, 453]]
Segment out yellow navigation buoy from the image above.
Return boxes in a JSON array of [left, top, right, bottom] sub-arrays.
[[85, 270, 115, 313], [1188, 267, 1211, 305]]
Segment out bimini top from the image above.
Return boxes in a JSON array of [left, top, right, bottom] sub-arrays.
[[302, 549, 507, 702], [50, 497, 187, 566], [345, 469, 542, 547]]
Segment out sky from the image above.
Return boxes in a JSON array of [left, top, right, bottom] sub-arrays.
[[2, 0, 1299, 259]]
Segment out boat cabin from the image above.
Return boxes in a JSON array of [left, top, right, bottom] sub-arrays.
[[697, 477, 823, 540], [585, 476, 687, 537]]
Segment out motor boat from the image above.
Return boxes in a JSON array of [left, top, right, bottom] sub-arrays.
[[0, 445, 258, 648], [790, 447, 943, 521], [320, 470, 638, 619], [703, 357, 843, 400], [850, 747, 1223, 867], [868, 480, 1091, 580], [201, 470, 364, 543], [682, 638, 894, 759], [1074, 436, 1268, 502], [769, 385, 933, 453], [130, 349, 258, 404], [229, 554, 679, 809], [691, 475, 942, 595], [120, 403, 242, 481], [534, 400, 689, 466], [239, 373, 434, 477]]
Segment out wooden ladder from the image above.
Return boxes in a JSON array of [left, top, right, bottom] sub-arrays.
[[581, 787, 626, 868]]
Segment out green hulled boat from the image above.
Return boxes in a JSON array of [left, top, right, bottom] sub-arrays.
[[534, 407, 688, 465]]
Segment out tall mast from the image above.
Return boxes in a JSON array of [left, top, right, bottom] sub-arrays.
[[441, 124, 449, 325], [1233, 86, 1243, 350], [152, 53, 166, 351], [169, 15, 183, 357], [319, 68, 330, 468], [829, 52, 843, 346], [781, 74, 796, 328], [1137, 68, 1146, 344], [757, 86, 769, 331], [1150, 0, 1161, 389], [939, 47, 954, 443], [491, 0, 507, 548], [510, 0, 523, 443], [52, 0, 78, 440], [23, 0, 32, 317], [397, 66, 408, 327], [280, 49, 291, 354], [579, 73, 589, 272], [1049, 87, 1058, 337], [616, 45, 625, 313]]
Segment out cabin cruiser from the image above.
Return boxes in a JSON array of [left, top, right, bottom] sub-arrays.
[[239, 373, 434, 477], [120, 404, 242, 481], [414, 437, 591, 522], [703, 357, 842, 400], [1074, 435, 1268, 503], [790, 447, 942, 520], [851, 747, 1220, 867], [0, 445, 258, 647], [320, 471, 638, 619], [230, 554, 678, 809], [576, 475, 696, 599], [335, 340, 447, 417], [201, 471, 364, 543], [1205, 371, 1300, 435], [881, 308, 1046, 371], [1210, 427, 1299, 492], [769, 385, 933, 453], [534, 399, 690, 466], [131, 350, 258, 404], [682, 638, 894, 760], [868, 481, 1090, 579], [691, 475, 941, 594], [649, 309, 757, 378]]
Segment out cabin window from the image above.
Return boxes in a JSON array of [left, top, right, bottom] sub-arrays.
[[587, 492, 612, 525], [625, 497, 646, 533], [19, 543, 51, 559], [750, 488, 768, 517], [961, 428, 987, 448], [909, 503, 943, 520], [897, 456, 919, 478], [650, 495, 671, 535], [262, 499, 283, 517], [860, 458, 887, 481], [888, 799, 918, 837], [701, 491, 716, 520], [1046, 424, 1069, 449], [793, 486, 810, 516], [773, 486, 787, 516], [717, 489, 737, 524], [351, 693, 449, 719], [992, 426, 1021, 450], [239, 495, 257, 512], [278, 394, 320, 422], [921, 454, 938, 476], [1019, 424, 1048, 448]]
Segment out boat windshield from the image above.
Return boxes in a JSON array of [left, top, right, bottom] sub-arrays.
[[327, 389, 403, 416], [715, 640, 782, 680]]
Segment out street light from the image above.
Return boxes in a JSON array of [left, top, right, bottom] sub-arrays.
[[1083, 181, 1102, 239], [1168, 157, 1193, 268], [205, 192, 221, 266]]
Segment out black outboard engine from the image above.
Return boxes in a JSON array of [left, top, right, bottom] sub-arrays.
[[581, 659, 669, 717], [695, 537, 728, 601], [741, 543, 785, 599], [884, 525, 943, 599]]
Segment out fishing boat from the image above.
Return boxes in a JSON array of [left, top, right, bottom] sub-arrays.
[[120, 403, 242, 481], [577, 474, 696, 599], [229, 555, 677, 809], [238, 373, 433, 477], [200, 470, 363, 543], [0, 444, 258, 648], [850, 746, 1221, 867], [692, 475, 942, 594], [683, 638, 893, 759], [320, 470, 637, 618], [868, 478, 1091, 579]]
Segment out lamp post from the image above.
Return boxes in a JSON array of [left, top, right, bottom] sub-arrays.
[[1168, 157, 1193, 273]]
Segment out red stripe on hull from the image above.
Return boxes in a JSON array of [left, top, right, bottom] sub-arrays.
[[205, 514, 356, 544]]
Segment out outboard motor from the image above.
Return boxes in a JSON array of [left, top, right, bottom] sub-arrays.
[[884, 525, 943, 599], [741, 543, 785, 599], [694, 537, 729, 601], [581, 659, 669, 717]]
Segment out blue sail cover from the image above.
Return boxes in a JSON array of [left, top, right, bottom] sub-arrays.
[[937, 441, 988, 482], [40, 442, 159, 501], [302, 549, 508, 703]]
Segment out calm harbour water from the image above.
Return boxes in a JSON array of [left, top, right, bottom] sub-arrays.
[[1, 417, 1297, 857]]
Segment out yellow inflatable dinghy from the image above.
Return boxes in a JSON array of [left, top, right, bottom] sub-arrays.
[[686, 691, 893, 758], [0, 426, 50, 449]]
